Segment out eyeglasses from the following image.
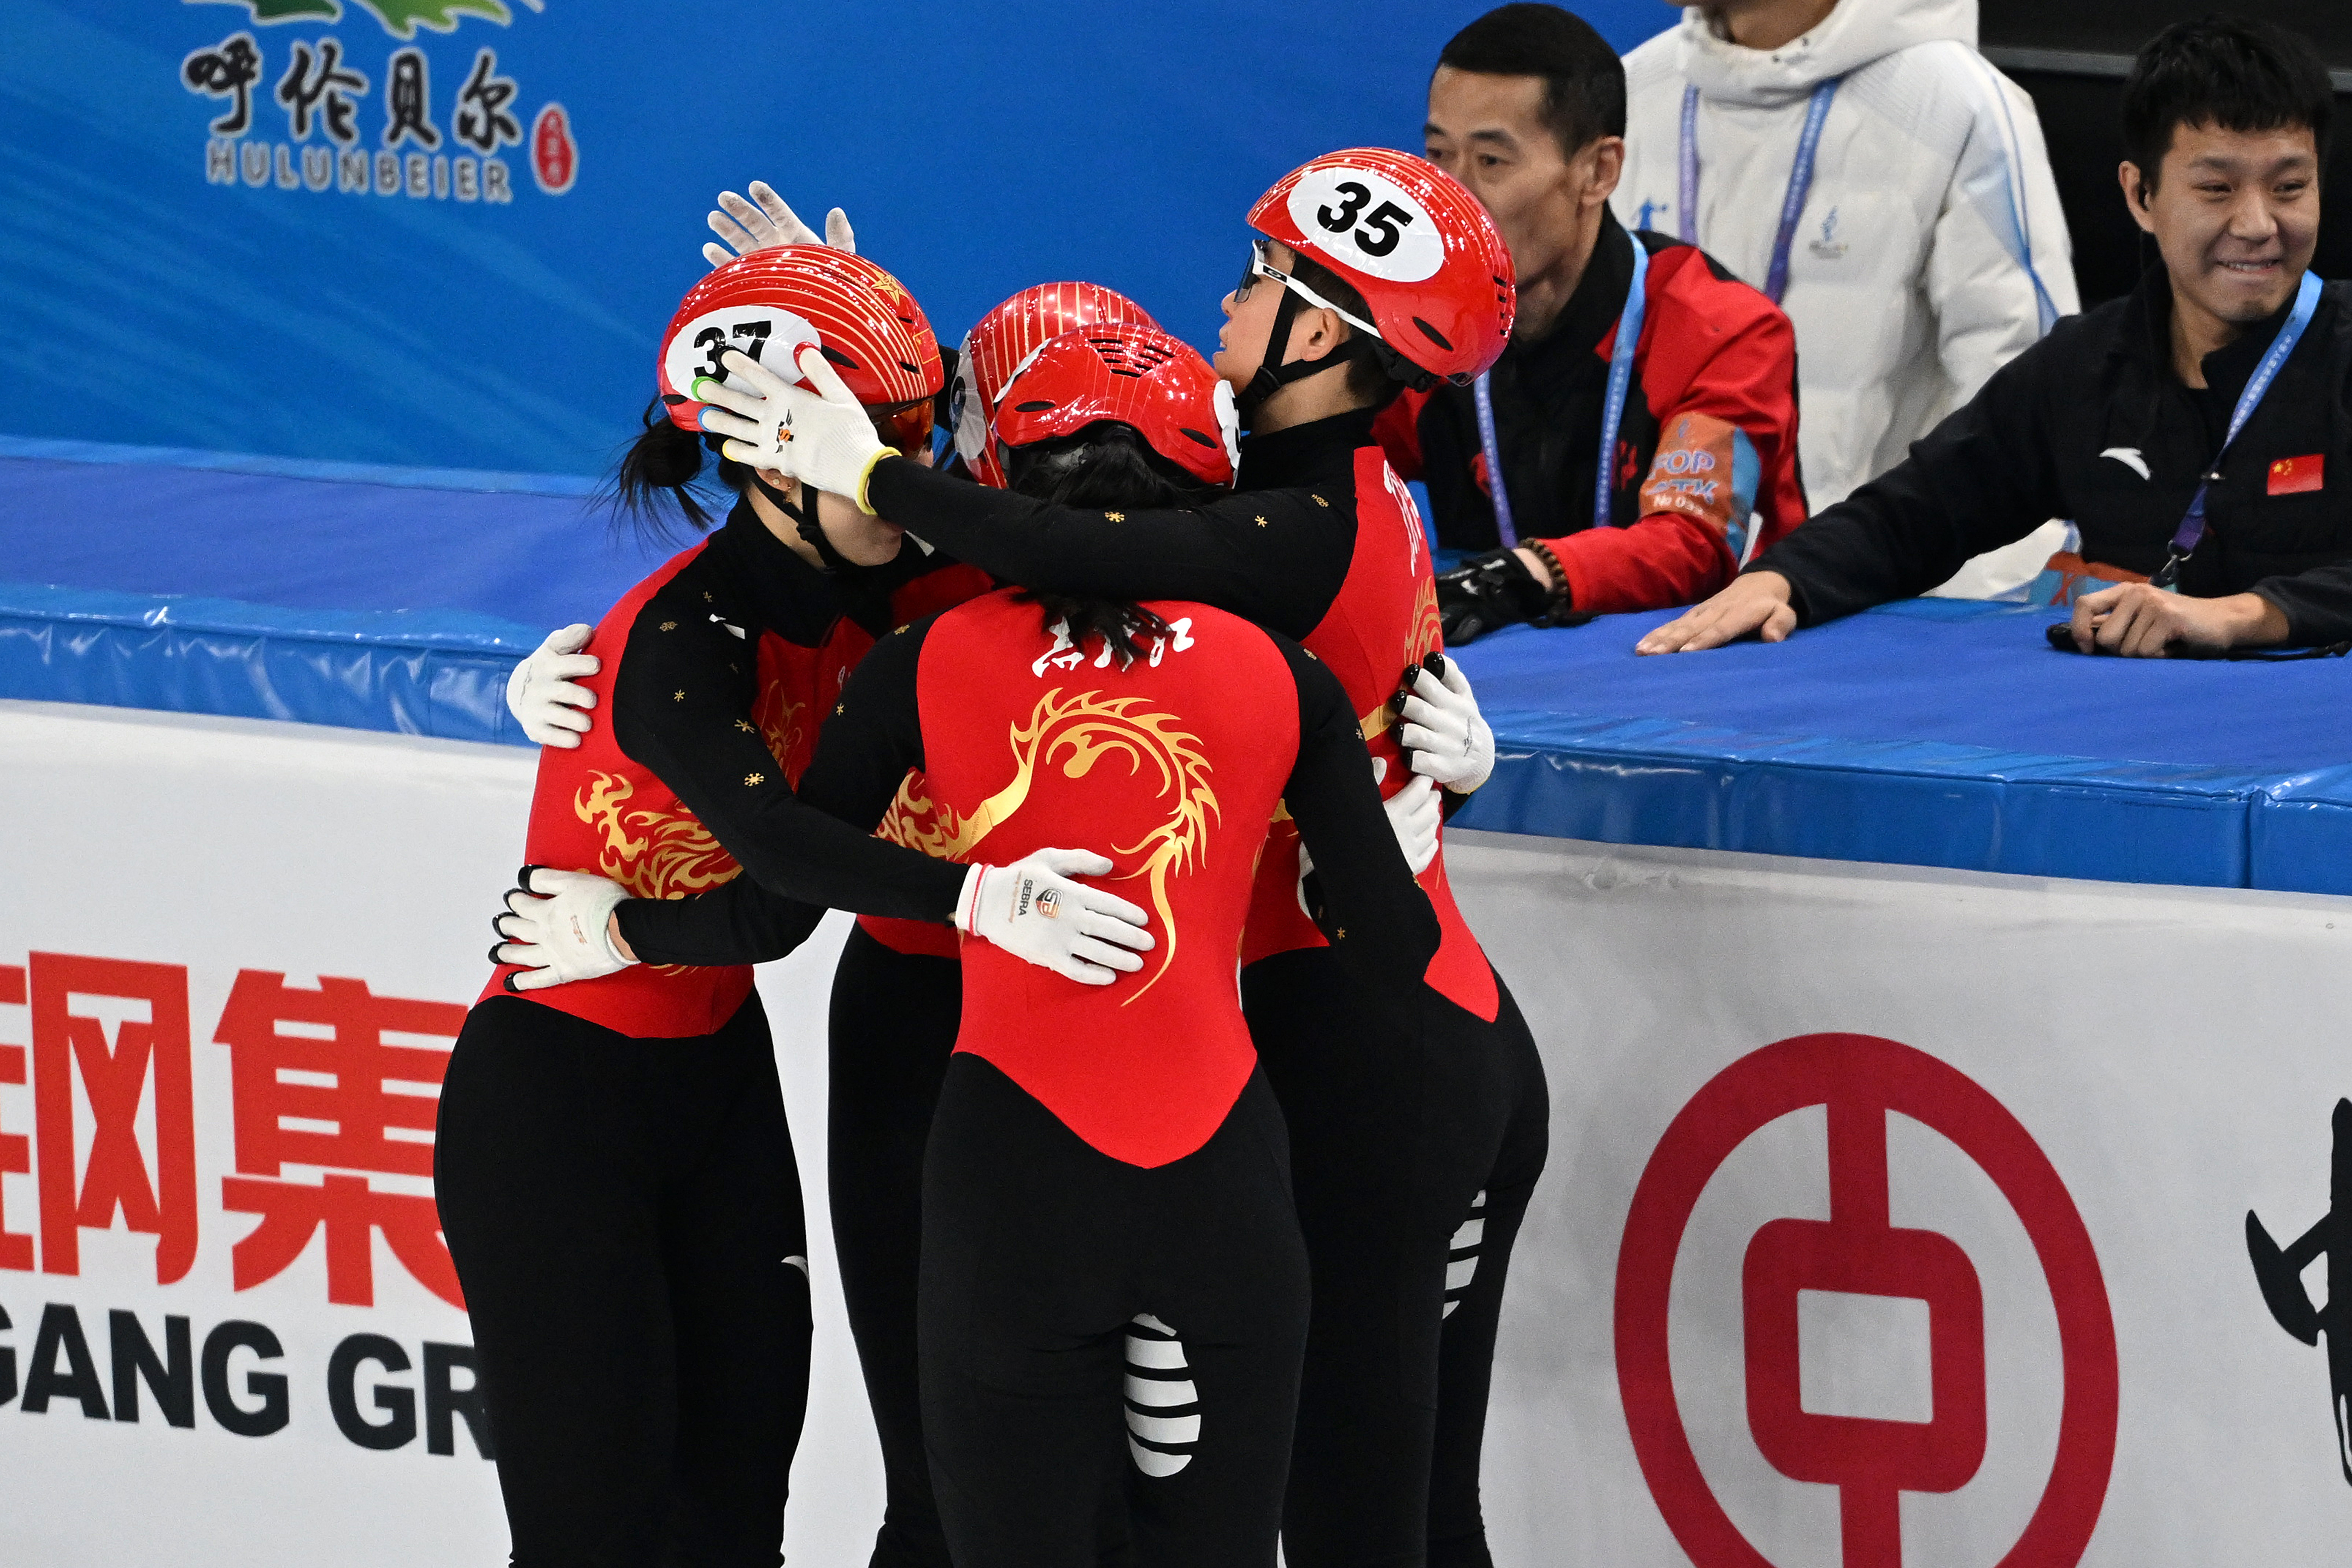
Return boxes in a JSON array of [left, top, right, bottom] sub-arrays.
[[1234, 240, 1290, 305], [868, 397, 936, 457], [1230, 240, 1381, 338]]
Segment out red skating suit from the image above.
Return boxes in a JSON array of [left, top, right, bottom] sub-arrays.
[[908, 591, 1299, 1167], [484, 543, 772, 1037], [1239, 448, 1499, 1023]]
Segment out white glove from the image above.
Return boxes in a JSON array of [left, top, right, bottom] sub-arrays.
[[953, 849, 1154, 986], [696, 346, 894, 512], [702, 181, 855, 269], [1400, 656, 1495, 794], [506, 623, 599, 748], [493, 868, 634, 991], [1383, 775, 1442, 875]]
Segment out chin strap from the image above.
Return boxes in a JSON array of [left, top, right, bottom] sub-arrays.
[[749, 470, 854, 574], [1239, 286, 1378, 422]]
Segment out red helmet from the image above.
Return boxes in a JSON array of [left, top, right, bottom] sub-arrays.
[[952, 282, 1157, 485], [1246, 147, 1515, 386], [659, 246, 943, 454], [991, 325, 1237, 490]]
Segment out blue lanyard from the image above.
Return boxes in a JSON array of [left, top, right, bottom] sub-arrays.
[[1470, 223, 1649, 544], [1472, 371, 1517, 547], [2156, 268, 2322, 588], [1593, 223, 1649, 530], [1677, 84, 1701, 247], [1677, 78, 1840, 304]]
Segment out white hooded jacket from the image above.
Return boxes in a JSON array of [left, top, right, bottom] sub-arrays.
[[1613, 0, 2079, 518]]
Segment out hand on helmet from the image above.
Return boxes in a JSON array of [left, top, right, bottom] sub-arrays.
[[1399, 656, 1494, 794], [506, 623, 599, 748], [954, 849, 1154, 986], [493, 867, 635, 991], [695, 347, 895, 511], [1435, 549, 1560, 645], [702, 181, 855, 269]]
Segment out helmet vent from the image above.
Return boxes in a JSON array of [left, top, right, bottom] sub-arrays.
[[1086, 331, 1177, 379], [1013, 399, 1058, 412], [1412, 317, 1453, 351], [821, 346, 860, 368], [1178, 427, 1218, 448]]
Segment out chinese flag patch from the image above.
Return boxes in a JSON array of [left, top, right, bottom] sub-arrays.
[[2268, 454, 2324, 495]]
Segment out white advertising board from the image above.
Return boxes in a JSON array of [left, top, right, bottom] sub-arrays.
[[3, 700, 2347, 1565], [0, 701, 876, 1565], [1449, 832, 2352, 1566]]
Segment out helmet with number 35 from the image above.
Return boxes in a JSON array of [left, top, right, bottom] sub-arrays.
[[1247, 147, 1515, 387], [657, 246, 943, 454], [952, 281, 1159, 487]]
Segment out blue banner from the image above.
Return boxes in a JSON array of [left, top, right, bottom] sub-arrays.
[[1, 0, 1663, 478]]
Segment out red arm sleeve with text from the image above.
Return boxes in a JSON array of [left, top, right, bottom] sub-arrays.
[[1543, 247, 1804, 613]]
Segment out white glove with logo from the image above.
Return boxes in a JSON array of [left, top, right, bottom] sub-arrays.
[[1399, 655, 1495, 794], [506, 624, 599, 748], [1383, 774, 1442, 875], [702, 181, 855, 269], [954, 849, 1154, 986], [493, 868, 635, 991], [695, 347, 895, 512]]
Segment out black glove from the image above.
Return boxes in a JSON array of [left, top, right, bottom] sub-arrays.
[[1437, 549, 1568, 644]]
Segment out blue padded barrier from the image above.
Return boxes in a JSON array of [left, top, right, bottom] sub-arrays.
[[1449, 711, 2274, 889], [1447, 599, 2352, 895], [11, 444, 2352, 890], [2246, 767, 2352, 895], [0, 583, 535, 746]]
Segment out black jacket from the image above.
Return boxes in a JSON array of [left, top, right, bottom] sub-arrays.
[[1752, 266, 2352, 645]]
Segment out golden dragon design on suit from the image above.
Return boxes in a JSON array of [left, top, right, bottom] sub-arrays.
[[874, 689, 1218, 1004]]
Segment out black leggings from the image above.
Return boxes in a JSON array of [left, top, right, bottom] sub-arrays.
[[1243, 950, 1551, 1568], [918, 1054, 1311, 1568], [826, 927, 962, 1568], [435, 991, 812, 1568]]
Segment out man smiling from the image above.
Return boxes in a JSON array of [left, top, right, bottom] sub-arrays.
[[1642, 16, 2352, 658]]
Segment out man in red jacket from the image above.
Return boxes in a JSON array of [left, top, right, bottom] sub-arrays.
[[1394, 3, 1808, 640]]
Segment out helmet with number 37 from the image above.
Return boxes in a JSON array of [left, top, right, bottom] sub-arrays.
[[952, 281, 1159, 487], [1247, 147, 1515, 387], [658, 246, 943, 454]]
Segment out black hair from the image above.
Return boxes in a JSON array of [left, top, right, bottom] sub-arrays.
[[1437, 3, 1627, 162], [1279, 251, 1410, 406], [603, 395, 751, 542], [1007, 421, 1212, 666], [2122, 16, 2333, 195]]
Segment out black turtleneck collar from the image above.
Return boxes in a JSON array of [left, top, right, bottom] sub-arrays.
[[1516, 206, 1637, 357], [1236, 405, 1380, 492], [704, 493, 838, 645]]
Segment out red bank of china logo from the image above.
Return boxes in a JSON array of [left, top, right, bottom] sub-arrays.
[[178, 0, 577, 202], [1615, 1034, 2119, 1568]]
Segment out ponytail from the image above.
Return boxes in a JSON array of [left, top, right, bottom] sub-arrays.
[[603, 396, 734, 541], [1007, 421, 1199, 667], [1024, 591, 1177, 671]]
